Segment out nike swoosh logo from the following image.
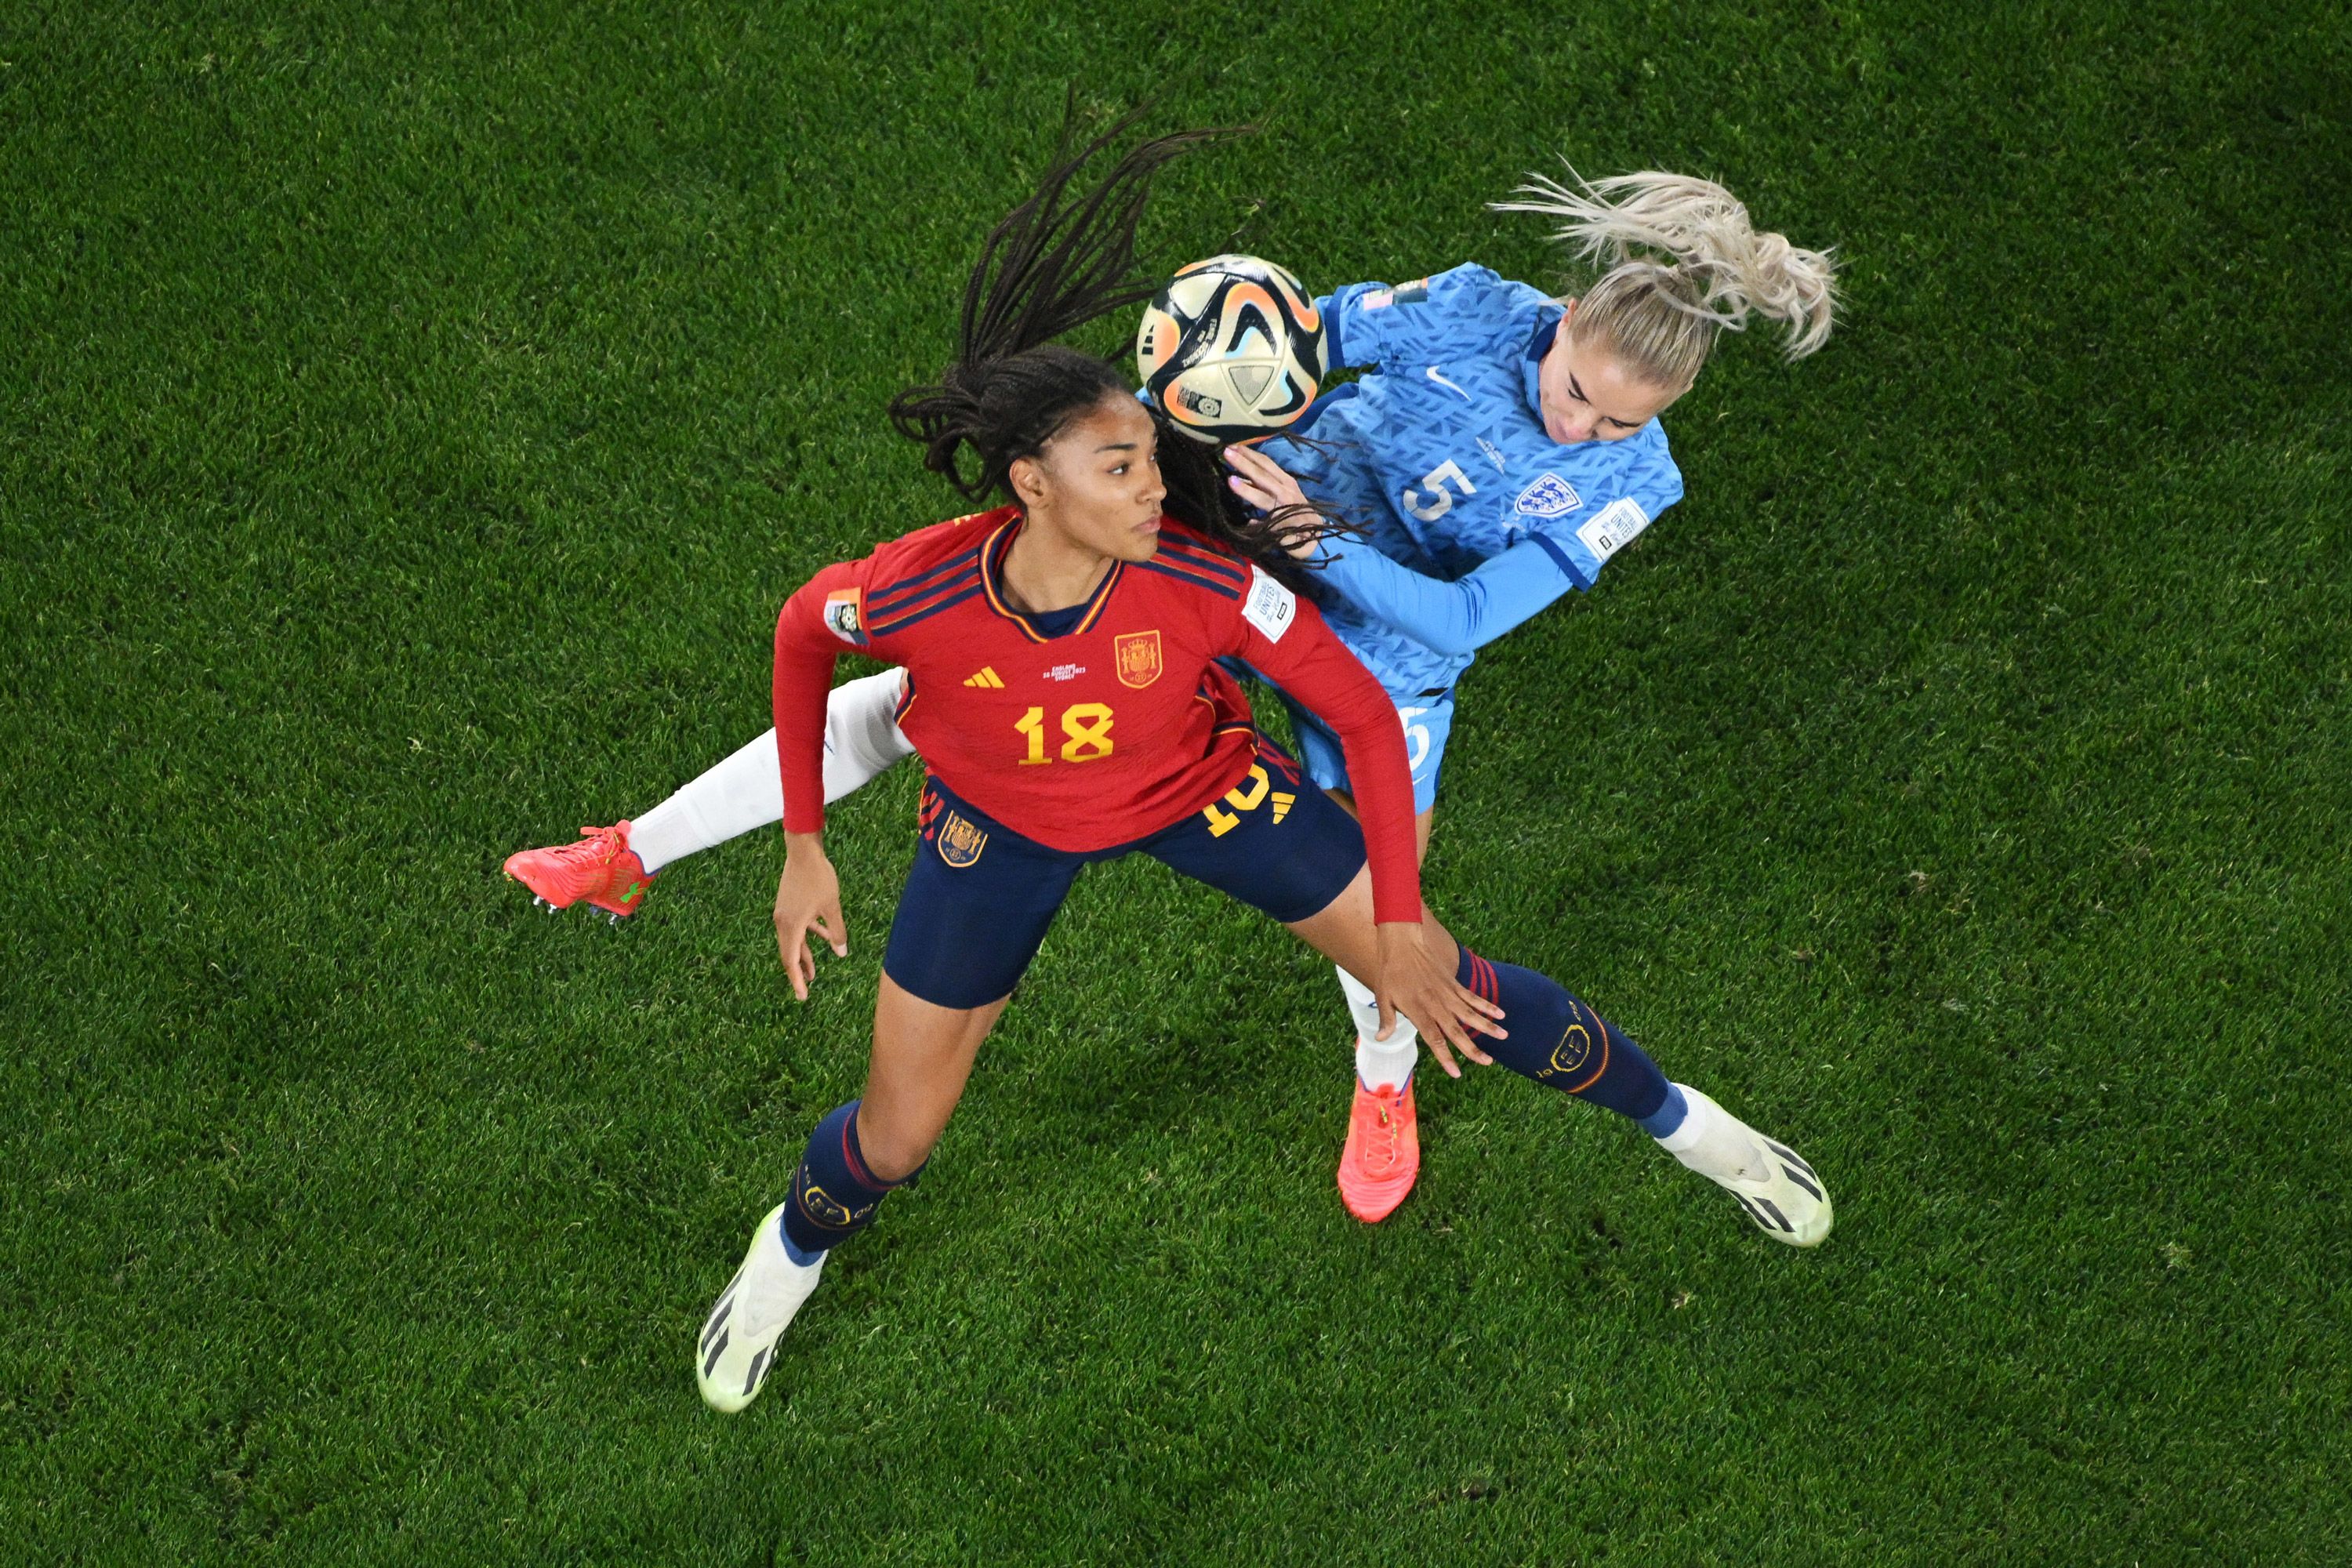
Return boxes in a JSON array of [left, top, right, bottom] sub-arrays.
[[1424, 366, 1472, 401]]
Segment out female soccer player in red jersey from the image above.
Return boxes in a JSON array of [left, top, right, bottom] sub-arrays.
[[692, 118, 1831, 1414]]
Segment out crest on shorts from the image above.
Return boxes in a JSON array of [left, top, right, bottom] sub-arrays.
[[1114, 629, 1163, 689], [937, 811, 987, 868]]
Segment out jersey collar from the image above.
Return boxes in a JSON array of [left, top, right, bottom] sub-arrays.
[[1522, 306, 1564, 424], [978, 514, 1125, 644]]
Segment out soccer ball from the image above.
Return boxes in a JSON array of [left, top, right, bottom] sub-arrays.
[[1134, 254, 1328, 443]]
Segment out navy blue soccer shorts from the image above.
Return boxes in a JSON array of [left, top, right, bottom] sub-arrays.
[[882, 734, 1367, 1009]]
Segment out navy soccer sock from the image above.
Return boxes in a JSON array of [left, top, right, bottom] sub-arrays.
[[1454, 947, 1686, 1136], [779, 1100, 915, 1261]]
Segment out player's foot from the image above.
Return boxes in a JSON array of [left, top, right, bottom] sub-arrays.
[[696, 1203, 826, 1414], [1666, 1087, 1833, 1247], [1338, 1078, 1419, 1223], [503, 821, 653, 919]]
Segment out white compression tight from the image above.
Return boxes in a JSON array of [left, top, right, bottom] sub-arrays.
[[626, 670, 915, 874]]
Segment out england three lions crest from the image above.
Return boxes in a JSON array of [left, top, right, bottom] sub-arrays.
[[1515, 473, 1581, 518], [1114, 630, 1163, 689], [936, 811, 988, 868]]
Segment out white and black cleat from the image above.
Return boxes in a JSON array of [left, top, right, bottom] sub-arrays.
[[695, 1203, 826, 1414], [1664, 1087, 1835, 1248], [1728, 1134, 1833, 1247]]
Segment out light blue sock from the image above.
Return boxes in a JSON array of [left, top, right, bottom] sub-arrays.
[[776, 1212, 824, 1268]]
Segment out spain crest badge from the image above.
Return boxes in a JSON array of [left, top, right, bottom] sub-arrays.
[[937, 811, 988, 868], [1113, 629, 1163, 690]]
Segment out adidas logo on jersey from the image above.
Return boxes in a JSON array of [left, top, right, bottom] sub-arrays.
[[964, 667, 1005, 689]]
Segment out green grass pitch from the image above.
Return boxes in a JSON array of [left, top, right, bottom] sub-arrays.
[[4, 1, 2348, 1561]]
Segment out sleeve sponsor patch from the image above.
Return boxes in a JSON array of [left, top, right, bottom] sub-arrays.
[[1575, 498, 1651, 563], [1243, 566, 1298, 644], [822, 587, 865, 643]]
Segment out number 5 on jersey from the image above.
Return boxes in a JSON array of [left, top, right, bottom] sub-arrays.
[[1016, 702, 1115, 764], [1403, 457, 1477, 522]]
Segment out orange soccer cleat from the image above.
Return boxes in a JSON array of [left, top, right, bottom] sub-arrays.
[[503, 821, 655, 920], [1338, 1078, 1420, 1223]]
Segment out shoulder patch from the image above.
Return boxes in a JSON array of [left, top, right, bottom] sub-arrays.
[[1575, 497, 1652, 563], [822, 587, 865, 643], [1515, 473, 1581, 517], [1242, 566, 1298, 644], [1359, 288, 1396, 312], [1393, 278, 1431, 306]]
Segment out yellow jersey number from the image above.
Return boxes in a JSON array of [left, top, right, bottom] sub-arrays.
[[1200, 763, 1298, 837], [1015, 702, 1115, 765]]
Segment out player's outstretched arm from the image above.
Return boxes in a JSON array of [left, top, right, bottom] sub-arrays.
[[771, 561, 880, 994], [1315, 535, 1581, 655], [1226, 445, 1583, 655]]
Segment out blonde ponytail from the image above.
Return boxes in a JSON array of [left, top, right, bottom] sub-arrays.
[[1492, 166, 1838, 388]]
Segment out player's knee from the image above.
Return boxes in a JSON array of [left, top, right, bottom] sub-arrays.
[[848, 1102, 940, 1185]]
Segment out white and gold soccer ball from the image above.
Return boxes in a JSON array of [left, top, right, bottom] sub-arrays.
[[1134, 254, 1328, 443]]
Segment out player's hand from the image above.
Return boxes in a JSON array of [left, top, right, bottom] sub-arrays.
[[1370, 921, 1502, 1076], [774, 831, 848, 1000], [1221, 444, 1323, 560]]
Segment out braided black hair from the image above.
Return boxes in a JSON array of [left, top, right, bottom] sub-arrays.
[[887, 102, 1352, 593]]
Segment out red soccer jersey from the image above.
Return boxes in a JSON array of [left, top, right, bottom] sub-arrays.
[[772, 507, 1423, 924]]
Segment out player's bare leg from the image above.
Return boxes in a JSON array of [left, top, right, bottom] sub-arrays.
[[506, 670, 913, 917], [1287, 865, 1831, 1248], [698, 978, 1006, 1413], [1322, 793, 1436, 1221]]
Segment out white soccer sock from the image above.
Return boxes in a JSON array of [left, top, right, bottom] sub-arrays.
[[1337, 966, 1418, 1091], [629, 670, 914, 873], [1653, 1084, 1768, 1185]]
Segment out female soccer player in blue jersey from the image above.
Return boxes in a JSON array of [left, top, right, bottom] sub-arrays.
[[1213, 173, 1837, 1219], [506, 155, 1835, 1228], [689, 119, 1829, 1414]]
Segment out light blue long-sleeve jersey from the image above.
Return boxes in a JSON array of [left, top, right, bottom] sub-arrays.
[[1312, 533, 1579, 658], [1278, 263, 1686, 695]]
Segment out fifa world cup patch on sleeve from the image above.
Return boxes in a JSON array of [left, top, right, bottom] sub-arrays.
[[1243, 566, 1298, 644], [822, 588, 864, 643], [1515, 472, 1582, 517], [1394, 278, 1430, 306], [1576, 498, 1651, 563]]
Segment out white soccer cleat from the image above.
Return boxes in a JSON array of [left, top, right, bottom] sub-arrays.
[[695, 1203, 826, 1414], [1661, 1087, 1834, 1248]]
